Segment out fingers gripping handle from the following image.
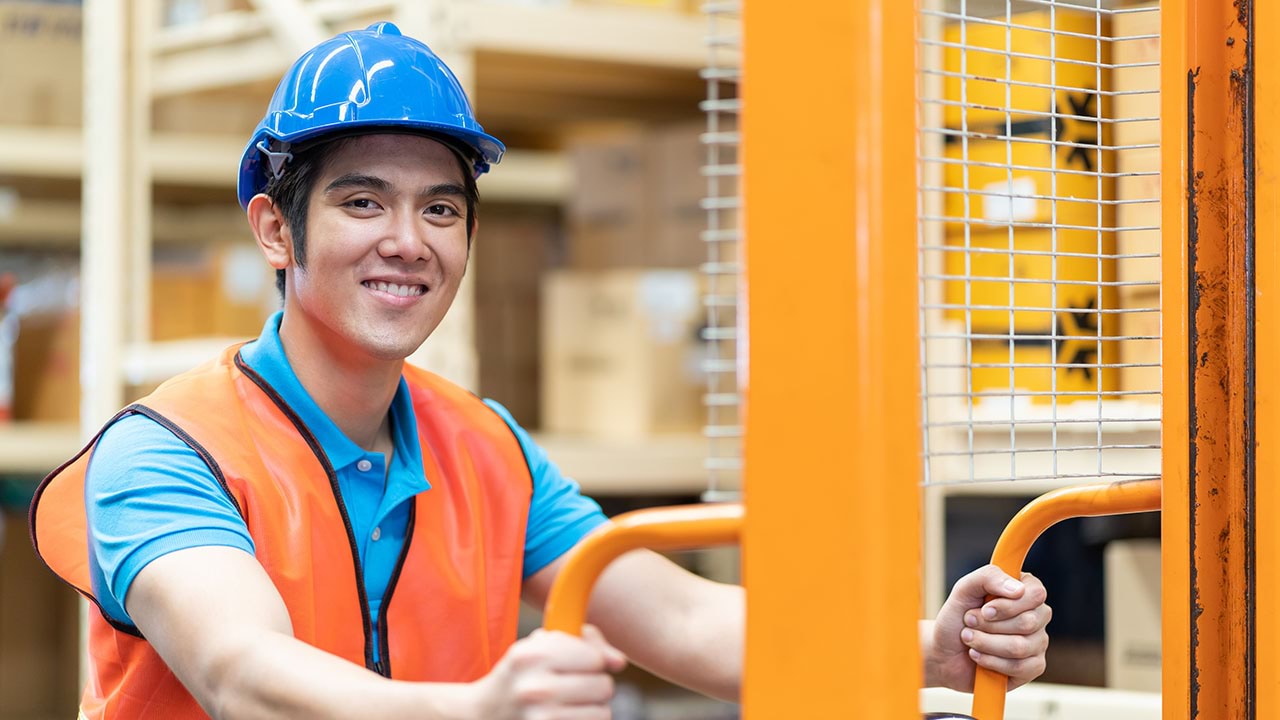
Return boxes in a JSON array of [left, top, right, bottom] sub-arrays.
[[542, 503, 744, 636], [969, 479, 1161, 720]]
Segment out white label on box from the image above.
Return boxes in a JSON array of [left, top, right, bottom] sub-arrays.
[[639, 272, 698, 343], [982, 177, 1038, 222], [222, 245, 268, 303]]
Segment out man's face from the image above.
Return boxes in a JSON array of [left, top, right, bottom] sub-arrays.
[[285, 134, 471, 362]]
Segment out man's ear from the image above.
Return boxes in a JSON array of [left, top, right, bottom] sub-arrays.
[[246, 194, 292, 271]]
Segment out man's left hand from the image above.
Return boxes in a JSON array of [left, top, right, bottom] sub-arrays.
[[925, 565, 1051, 692]]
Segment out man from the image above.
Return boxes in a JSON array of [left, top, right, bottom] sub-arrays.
[[31, 22, 1050, 719]]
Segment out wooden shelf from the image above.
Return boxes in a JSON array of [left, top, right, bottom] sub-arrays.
[[0, 411, 714, 497], [151, 2, 708, 97], [0, 126, 567, 204], [531, 432, 715, 496], [0, 423, 81, 475]]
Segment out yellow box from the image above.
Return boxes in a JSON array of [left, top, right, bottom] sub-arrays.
[[944, 10, 1109, 129], [944, 135, 1112, 232], [968, 331, 1120, 401], [944, 228, 1118, 334]]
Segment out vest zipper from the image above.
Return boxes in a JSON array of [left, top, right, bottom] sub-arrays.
[[233, 355, 381, 673], [375, 503, 417, 678]]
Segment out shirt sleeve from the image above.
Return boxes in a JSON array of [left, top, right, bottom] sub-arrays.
[[483, 400, 609, 578], [85, 413, 255, 627]]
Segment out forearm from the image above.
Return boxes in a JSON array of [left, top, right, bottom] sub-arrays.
[[585, 552, 743, 702], [631, 581, 743, 702], [203, 631, 476, 720]]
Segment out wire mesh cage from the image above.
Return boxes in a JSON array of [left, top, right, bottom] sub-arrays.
[[702, 0, 742, 501], [918, 0, 1161, 491]]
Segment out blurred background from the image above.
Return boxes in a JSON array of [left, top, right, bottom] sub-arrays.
[[0, 0, 1171, 718], [0, 0, 741, 717]]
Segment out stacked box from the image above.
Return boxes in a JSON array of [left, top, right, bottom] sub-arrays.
[[1105, 539, 1161, 691], [9, 244, 275, 423], [475, 208, 559, 428], [1114, 147, 1161, 296], [943, 10, 1118, 401], [1111, 4, 1161, 148], [1112, 4, 1162, 401], [566, 122, 718, 270], [0, 3, 82, 127], [541, 269, 706, 440]]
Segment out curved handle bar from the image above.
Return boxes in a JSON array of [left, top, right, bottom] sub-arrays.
[[970, 478, 1161, 719], [542, 503, 744, 635]]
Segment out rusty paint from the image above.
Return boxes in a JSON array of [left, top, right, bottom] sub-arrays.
[[1186, 0, 1255, 715], [1187, 66, 1202, 715]]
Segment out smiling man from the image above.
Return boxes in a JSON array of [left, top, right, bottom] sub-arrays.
[[31, 22, 1050, 720]]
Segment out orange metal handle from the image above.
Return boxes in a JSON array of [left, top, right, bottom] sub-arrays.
[[970, 478, 1161, 720], [542, 503, 744, 636]]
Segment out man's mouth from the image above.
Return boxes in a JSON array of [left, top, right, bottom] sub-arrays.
[[362, 280, 426, 297]]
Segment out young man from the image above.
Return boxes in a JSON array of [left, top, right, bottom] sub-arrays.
[[31, 22, 1050, 719]]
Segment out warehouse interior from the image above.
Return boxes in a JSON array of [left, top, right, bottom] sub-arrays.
[[0, 0, 1176, 718]]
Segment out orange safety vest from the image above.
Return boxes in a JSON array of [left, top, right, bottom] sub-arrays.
[[29, 346, 533, 718]]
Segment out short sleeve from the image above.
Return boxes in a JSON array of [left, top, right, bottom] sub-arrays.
[[482, 400, 608, 578], [85, 413, 255, 626]]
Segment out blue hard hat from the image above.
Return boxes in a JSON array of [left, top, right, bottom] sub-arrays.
[[237, 21, 505, 209]]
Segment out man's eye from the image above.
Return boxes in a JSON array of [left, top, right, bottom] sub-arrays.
[[427, 204, 458, 216], [347, 198, 377, 210]]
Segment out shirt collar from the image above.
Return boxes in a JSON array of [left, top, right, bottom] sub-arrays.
[[238, 311, 428, 491]]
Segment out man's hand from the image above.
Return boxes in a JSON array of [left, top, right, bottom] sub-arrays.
[[473, 625, 627, 719], [924, 565, 1051, 692]]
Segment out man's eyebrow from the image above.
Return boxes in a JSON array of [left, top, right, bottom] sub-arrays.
[[323, 173, 392, 194], [421, 183, 468, 199]]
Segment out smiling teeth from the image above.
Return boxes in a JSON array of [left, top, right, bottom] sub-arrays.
[[365, 281, 425, 297]]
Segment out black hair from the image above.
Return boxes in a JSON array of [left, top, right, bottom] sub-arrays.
[[261, 134, 480, 298]]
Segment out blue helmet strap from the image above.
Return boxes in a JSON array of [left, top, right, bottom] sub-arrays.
[[257, 139, 294, 181]]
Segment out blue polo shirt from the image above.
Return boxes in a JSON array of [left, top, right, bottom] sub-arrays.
[[85, 313, 607, 662]]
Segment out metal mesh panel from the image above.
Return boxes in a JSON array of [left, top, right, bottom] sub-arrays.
[[918, 0, 1161, 490], [702, 0, 742, 501]]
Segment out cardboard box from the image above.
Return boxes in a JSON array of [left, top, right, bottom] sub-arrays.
[[1111, 4, 1161, 147], [0, 2, 82, 127], [652, 121, 715, 268], [11, 310, 78, 423], [1104, 538, 1161, 691], [566, 123, 712, 270], [475, 209, 559, 427], [152, 243, 276, 342], [1118, 289, 1160, 401], [1115, 147, 1162, 295], [541, 269, 706, 439]]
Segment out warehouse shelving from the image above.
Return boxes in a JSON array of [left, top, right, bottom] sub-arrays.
[[0, 1, 716, 492], [533, 433, 711, 496], [0, 423, 80, 476]]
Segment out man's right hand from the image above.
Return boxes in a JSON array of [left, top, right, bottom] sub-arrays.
[[472, 625, 627, 719]]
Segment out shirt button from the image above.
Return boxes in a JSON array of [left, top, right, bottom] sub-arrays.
[[357, 459, 373, 472], [371, 527, 382, 542]]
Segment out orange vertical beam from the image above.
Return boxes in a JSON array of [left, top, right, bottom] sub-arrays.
[[1160, 0, 1191, 716], [1171, 0, 1255, 717], [1254, 0, 1279, 714], [741, 0, 920, 717]]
